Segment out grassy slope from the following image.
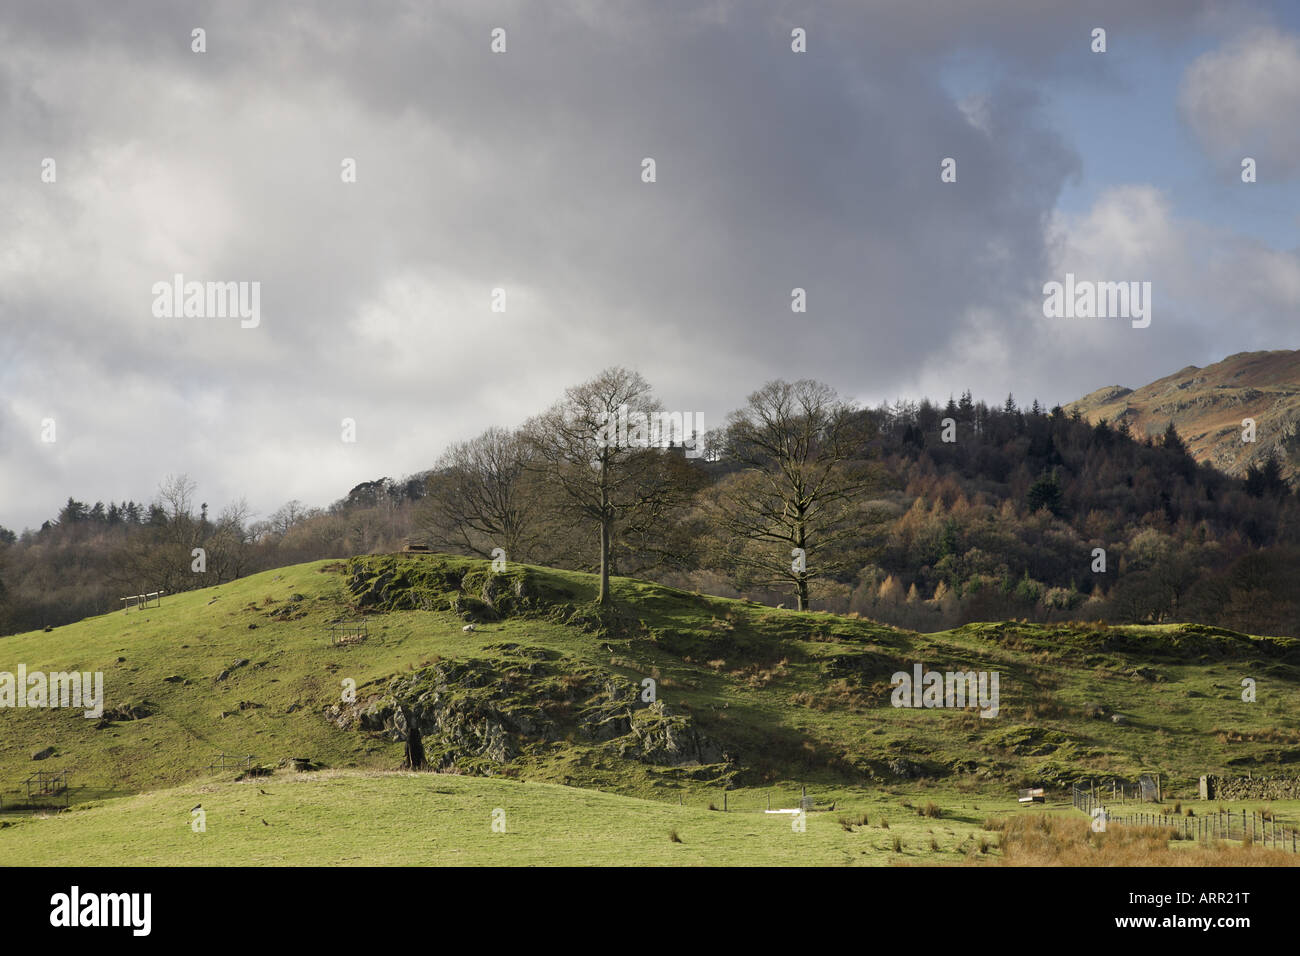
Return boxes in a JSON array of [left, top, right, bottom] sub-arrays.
[[1, 554, 1298, 864]]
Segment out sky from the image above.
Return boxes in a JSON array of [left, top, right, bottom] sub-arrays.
[[2, 0, 1298, 531]]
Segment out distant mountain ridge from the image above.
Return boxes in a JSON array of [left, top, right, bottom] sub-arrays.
[[1066, 350, 1300, 476]]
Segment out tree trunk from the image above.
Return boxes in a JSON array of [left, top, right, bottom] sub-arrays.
[[598, 520, 611, 606], [795, 524, 809, 611], [401, 707, 426, 770]]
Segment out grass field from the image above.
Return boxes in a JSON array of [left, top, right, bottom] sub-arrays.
[[0, 770, 1006, 866], [5, 770, 1296, 865], [2, 553, 1298, 865]]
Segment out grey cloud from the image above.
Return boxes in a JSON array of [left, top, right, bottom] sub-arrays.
[[0, 0, 1286, 530]]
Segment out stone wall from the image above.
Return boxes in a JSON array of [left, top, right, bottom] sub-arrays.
[[1201, 774, 1300, 800]]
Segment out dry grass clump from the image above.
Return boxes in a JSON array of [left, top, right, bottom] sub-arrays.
[[789, 678, 874, 713], [1213, 727, 1299, 745], [838, 812, 869, 831], [729, 659, 790, 688], [976, 814, 1300, 866]]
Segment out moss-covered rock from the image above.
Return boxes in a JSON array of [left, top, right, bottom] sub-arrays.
[[622, 701, 727, 767], [324, 649, 732, 775], [344, 555, 553, 621]]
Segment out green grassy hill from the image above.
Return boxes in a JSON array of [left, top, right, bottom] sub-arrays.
[[2, 553, 1298, 864]]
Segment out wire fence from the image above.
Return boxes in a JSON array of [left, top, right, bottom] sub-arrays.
[[662, 788, 820, 813], [1072, 781, 1300, 853]]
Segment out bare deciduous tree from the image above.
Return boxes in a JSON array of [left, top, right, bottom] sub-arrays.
[[206, 499, 253, 582], [709, 379, 875, 611], [418, 427, 540, 561], [524, 367, 684, 606]]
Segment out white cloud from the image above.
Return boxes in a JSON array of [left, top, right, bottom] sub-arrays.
[[1180, 27, 1300, 177]]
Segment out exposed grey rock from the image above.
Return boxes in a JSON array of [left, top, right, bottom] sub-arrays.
[[325, 655, 729, 773], [621, 701, 725, 766], [886, 757, 918, 778]]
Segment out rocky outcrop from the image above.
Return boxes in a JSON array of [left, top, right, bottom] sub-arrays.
[[344, 555, 543, 619], [324, 648, 731, 774], [621, 701, 726, 766]]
